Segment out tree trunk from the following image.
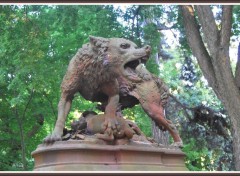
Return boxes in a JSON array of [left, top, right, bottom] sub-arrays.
[[13, 90, 34, 170], [15, 108, 27, 170], [181, 5, 240, 170], [151, 119, 169, 146]]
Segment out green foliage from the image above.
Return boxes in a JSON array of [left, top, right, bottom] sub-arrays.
[[182, 138, 210, 171], [0, 4, 238, 171], [146, 56, 160, 76], [119, 7, 229, 172], [143, 23, 161, 54], [232, 5, 240, 36], [123, 105, 152, 137], [159, 48, 222, 109], [0, 5, 126, 171], [155, 44, 231, 171], [182, 137, 232, 171]]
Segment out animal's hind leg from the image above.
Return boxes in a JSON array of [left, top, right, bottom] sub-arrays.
[[143, 103, 183, 147], [43, 92, 73, 143], [155, 116, 182, 147], [163, 120, 183, 147]]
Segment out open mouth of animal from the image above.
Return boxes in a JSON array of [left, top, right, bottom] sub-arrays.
[[124, 57, 148, 81]]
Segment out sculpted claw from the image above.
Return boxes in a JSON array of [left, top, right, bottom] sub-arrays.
[[103, 117, 120, 135], [43, 133, 62, 144]]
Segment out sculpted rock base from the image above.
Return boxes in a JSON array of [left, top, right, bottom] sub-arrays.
[[32, 140, 187, 171]]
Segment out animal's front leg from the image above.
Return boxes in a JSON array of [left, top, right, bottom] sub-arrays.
[[101, 80, 121, 136], [43, 93, 72, 143], [104, 94, 121, 135]]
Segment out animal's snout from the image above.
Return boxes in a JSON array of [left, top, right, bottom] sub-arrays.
[[144, 45, 151, 55]]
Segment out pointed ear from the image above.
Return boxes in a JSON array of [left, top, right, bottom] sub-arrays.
[[89, 36, 98, 46], [89, 36, 109, 48]]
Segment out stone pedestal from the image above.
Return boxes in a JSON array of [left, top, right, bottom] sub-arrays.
[[31, 140, 187, 171]]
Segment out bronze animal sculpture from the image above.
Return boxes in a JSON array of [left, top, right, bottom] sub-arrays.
[[44, 36, 182, 147], [44, 36, 151, 143]]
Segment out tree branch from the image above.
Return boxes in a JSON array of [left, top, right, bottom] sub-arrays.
[[156, 23, 176, 31], [220, 6, 233, 48], [26, 114, 44, 138], [43, 92, 57, 120], [217, 5, 235, 82], [180, 5, 219, 96], [169, 94, 230, 138], [188, 5, 238, 105], [14, 106, 27, 170], [169, 94, 194, 120], [22, 89, 34, 121], [131, 6, 141, 40], [195, 5, 220, 58]]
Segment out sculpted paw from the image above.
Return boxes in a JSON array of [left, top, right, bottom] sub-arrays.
[[43, 133, 62, 144], [103, 117, 121, 135]]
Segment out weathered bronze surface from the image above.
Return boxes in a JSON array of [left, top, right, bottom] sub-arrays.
[[32, 141, 187, 171], [43, 36, 182, 147]]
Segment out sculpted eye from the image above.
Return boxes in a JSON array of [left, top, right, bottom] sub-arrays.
[[120, 43, 130, 49]]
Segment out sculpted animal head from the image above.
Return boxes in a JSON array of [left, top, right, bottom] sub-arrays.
[[89, 36, 151, 82]]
